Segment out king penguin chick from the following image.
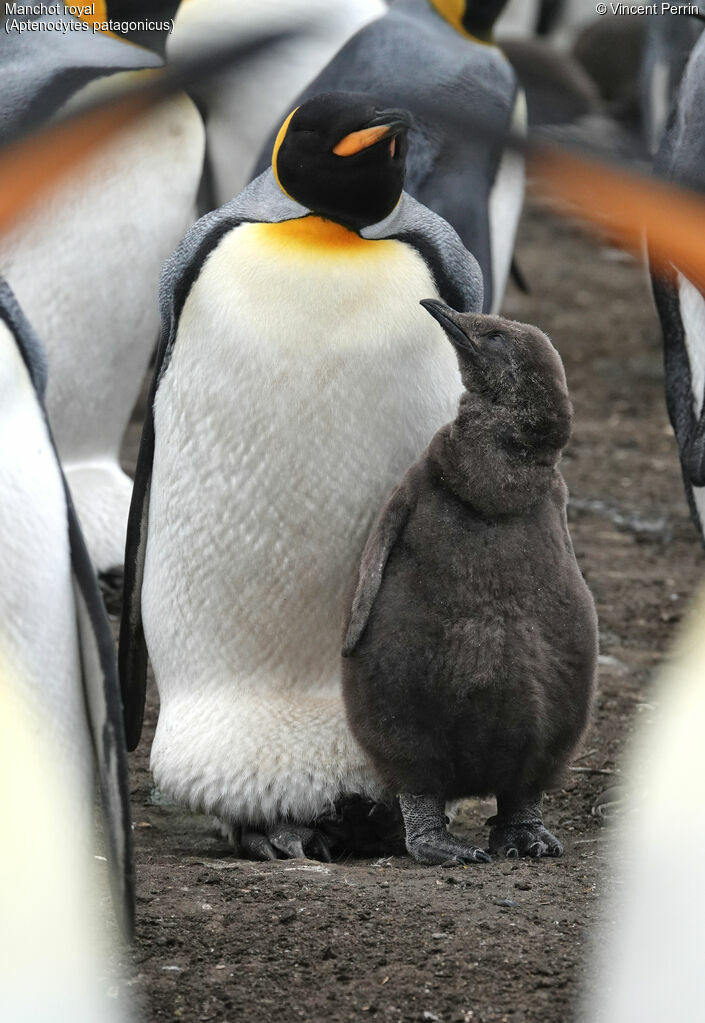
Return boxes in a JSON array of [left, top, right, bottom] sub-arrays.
[[120, 91, 484, 862], [342, 302, 598, 864], [0, 4, 205, 577], [253, 0, 526, 314]]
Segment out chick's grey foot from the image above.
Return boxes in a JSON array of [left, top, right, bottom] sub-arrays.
[[240, 823, 332, 862], [489, 821, 563, 859], [399, 794, 491, 866], [489, 793, 562, 859]]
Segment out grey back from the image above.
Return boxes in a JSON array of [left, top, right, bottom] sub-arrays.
[[0, 10, 161, 143]]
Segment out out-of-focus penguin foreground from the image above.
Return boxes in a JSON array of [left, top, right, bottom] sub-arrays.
[[3, 1, 705, 1021]]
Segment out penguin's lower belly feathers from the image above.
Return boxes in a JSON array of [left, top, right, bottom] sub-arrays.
[[0, 322, 93, 811], [142, 221, 463, 825]]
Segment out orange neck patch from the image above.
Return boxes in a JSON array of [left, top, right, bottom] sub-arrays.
[[248, 216, 394, 259]]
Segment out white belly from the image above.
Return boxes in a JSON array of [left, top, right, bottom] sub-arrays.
[[0, 322, 92, 812], [0, 78, 204, 571], [142, 220, 463, 825]]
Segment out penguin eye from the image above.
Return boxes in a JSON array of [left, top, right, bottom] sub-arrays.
[[483, 332, 505, 345]]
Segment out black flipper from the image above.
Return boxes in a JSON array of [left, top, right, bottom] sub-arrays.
[[0, 277, 135, 939], [342, 481, 413, 656]]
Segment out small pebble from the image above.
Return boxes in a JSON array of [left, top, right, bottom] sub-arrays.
[[494, 898, 518, 908]]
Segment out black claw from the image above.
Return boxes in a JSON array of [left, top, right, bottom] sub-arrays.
[[269, 829, 308, 859], [241, 832, 279, 861], [490, 821, 563, 859]]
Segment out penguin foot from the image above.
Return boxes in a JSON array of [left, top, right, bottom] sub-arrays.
[[489, 822, 563, 859], [407, 829, 491, 867], [240, 824, 332, 862], [399, 793, 490, 867]]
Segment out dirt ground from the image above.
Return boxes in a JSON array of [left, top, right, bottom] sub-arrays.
[[110, 195, 704, 1023]]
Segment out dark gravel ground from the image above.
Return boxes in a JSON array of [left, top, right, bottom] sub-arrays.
[[108, 194, 704, 1023]]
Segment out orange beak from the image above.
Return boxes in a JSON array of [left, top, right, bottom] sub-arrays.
[[333, 124, 394, 157]]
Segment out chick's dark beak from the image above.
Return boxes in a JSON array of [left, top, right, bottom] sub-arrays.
[[333, 109, 411, 157], [420, 299, 479, 354]]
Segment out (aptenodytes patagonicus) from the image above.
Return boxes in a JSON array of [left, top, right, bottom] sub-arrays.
[[120, 91, 484, 860], [0, 5, 205, 575], [651, 32, 705, 548], [253, 0, 526, 314], [342, 303, 597, 863], [0, 276, 134, 936], [167, 0, 386, 208]]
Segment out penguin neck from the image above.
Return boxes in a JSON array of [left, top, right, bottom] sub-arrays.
[[424, 0, 497, 45], [430, 406, 558, 517]]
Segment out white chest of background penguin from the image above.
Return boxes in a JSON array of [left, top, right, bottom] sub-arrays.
[[253, 0, 526, 314], [0, 277, 134, 939], [0, 2, 204, 576], [120, 92, 484, 861]]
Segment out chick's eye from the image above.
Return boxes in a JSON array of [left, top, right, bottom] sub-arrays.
[[484, 332, 505, 344]]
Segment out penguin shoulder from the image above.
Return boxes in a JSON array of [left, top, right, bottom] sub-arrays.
[[363, 192, 484, 312]]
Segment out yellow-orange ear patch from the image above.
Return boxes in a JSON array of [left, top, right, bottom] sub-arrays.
[[272, 106, 298, 199], [333, 125, 391, 157]]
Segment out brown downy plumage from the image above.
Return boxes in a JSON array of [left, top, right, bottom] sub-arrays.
[[342, 300, 598, 865]]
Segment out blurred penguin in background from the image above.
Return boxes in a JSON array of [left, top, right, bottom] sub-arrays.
[[0, 276, 134, 940], [495, 0, 566, 39], [167, 0, 386, 208], [253, 0, 526, 314], [650, 32, 705, 548], [640, 10, 703, 157], [0, 3, 205, 579], [0, 688, 133, 1023], [584, 587, 705, 1022]]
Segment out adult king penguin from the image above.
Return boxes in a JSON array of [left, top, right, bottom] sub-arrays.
[[0, 276, 134, 938], [253, 0, 525, 314], [650, 32, 705, 548], [0, 4, 205, 575], [120, 91, 484, 860], [167, 0, 386, 208]]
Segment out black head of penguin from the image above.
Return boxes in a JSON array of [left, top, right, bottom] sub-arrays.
[[421, 299, 572, 466], [272, 92, 411, 231], [429, 0, 511, 41]]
